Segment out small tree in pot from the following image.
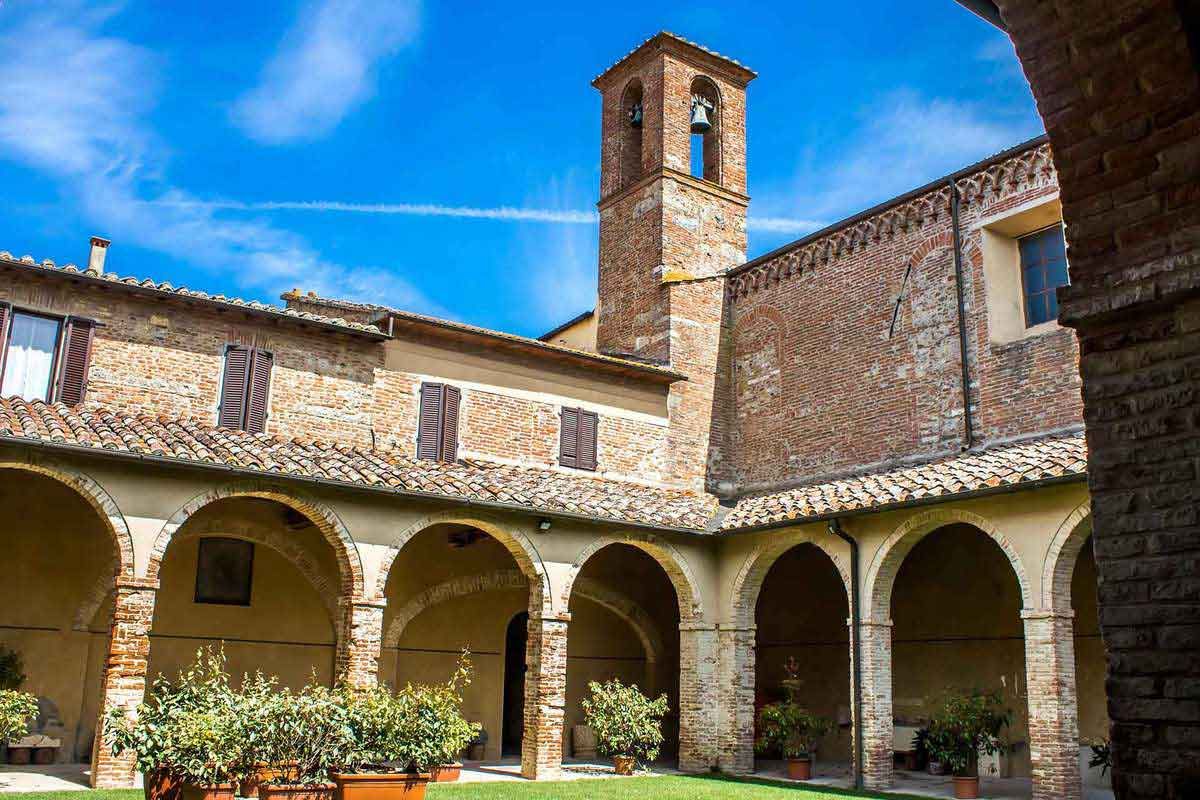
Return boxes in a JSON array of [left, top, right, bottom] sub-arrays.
[[1, 689, 38, 745], [754, 701, 832, 781], [580, 679, 668, 776], [925, 690, 1011, 800]]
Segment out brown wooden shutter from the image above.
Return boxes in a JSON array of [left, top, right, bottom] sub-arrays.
[[417, 382, 444, 460], [440, 384, 460, 462], [0, 303, 10, 389], [245, 349, 273, 434], [577, 409, 598, 471], [56, 317, 95, 406], [218, 345, 251, 429], [559, 407, 579, 468]]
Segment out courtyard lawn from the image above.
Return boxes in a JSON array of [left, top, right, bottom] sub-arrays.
[[2, 775, 928, 800]]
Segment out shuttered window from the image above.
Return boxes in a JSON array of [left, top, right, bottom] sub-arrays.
[[416, 382, 461, 462], [559, 407, 598, 471], [218, 345, 273, 434], [55, 318, 95, 406]]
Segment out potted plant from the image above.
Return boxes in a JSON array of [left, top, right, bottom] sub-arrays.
[[754, 701, 832, 781], [106, 646, 242, 800], [925, 690, 1011, 800], [254, 683, 350, 800], [334, 656, 479, 799], [580, 679, 668, 776], [1, 688, 38, 764]]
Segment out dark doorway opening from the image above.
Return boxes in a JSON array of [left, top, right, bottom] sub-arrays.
[[501, 611, 528, 756]]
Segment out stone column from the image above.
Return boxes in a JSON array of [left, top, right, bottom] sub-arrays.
[[521, 611, 569, 780], [90, 578, 157, 789], [336, 598, 385, 688], [717, 625, 757, 774], [1023, 609, 1082, 800], [859, 619, 894, 790], [678, 621, 720, 772]]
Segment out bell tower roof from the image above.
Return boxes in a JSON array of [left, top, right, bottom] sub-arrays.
[[592, 31, 757, 90]]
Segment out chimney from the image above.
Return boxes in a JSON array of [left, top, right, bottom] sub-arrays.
[[88, 236, 111, 273]]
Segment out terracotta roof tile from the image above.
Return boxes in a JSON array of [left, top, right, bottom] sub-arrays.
[[720, 433, 1087, 530], [0, 251, 384, 337], [0, 398, 1087, 533]]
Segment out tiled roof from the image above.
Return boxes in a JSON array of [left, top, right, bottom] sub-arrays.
[[0, 251, 386, 337], [281, 291, 684, 382], [0, 398, 1087, 533], [720, 433, 1088, 530], [592, 31, 757, 84], [0, 398, 716, 531]]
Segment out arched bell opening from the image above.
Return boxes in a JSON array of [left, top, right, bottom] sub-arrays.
[[689, 76, 721, 184], [619, 79, 645, 190]]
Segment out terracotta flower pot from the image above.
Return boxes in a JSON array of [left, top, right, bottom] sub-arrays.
[[786, 757, 813, 781], [258, 782, 335, 800], [7, 747, 31, 765], [952, 775, 981, 799], [32, 747, 56, 765], [430, 763, 461, 783], [241, 763, 300, 797], [612, 755, 636, 776], [332, 772, 430, 800], [144, 768, 183, 800], [181, 783, 235, 800]]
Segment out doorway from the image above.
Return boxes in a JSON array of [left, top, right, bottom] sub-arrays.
[[501, 611, 528, 756]]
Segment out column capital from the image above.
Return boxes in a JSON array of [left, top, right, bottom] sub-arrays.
[[340, 596, 387, 610], [717, 623, 757, 633], [114, 576, 159, 591], [859, 618, 894, 628], [529, 611, 571, 624], [679, 620, 719, 632]]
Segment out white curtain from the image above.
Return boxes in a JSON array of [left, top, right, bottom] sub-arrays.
[[2, 313, 60, 400]]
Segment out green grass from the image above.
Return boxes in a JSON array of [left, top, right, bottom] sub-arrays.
[[0, 775, 928, 800]]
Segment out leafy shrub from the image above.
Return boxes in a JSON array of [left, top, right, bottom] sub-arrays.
[[925, 690, 1011, 778], [0, 689, 38, 742], [341, 654, 479, 773], [256, 683, 354, 785], [106, 646, 248, 785], [580, 679, 668, 767], [754, 701, 832, 759], [0, 646, 25, 691]]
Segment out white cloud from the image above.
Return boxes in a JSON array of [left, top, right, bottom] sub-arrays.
[[767, 90, 1040, 226], [230, 0, 420, 145], [515, 173, 599, 329], [0, 2, 440, 315]]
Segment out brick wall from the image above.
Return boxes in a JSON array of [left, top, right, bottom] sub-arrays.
[[997, 1, 1200, 798], [726, 141, 1084, 491]]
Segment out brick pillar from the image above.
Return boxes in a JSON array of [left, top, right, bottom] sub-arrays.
[[859, 619, 894, 790], [717, 625, 756, 774], [90, 578, 157, 789], [678, 622, 720, 772], [521, 612, 569, 780], [1023, 609, 1082, 800], [335, 598, 385, 688]]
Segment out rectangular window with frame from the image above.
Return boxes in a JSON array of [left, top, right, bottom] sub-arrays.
[[1018, 224, 1070, 327], [218, 344, 274, 434], [0, 305, 97, 405], [194, 537, 254, 606], [559, 407, 598, 471], [416, 382, 461, 462]]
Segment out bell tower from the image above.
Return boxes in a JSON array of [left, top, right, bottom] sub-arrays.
[[593, 33, 754, 493], [592, 32, 755, 363]]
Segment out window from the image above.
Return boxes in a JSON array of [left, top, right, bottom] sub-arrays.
[[218, 344, 273, 434], [194, 537, 254, 606], [1019, 225, 1070, 327], [0, 305, 95, 404], [559, 407, 598, 471], [417, 382, 461, 462]]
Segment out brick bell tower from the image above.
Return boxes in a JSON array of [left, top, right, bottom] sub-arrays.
[[593, 33, 755, 491]]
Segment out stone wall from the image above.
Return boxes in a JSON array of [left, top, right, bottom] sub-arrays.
[[726, 142, 1083, 491]]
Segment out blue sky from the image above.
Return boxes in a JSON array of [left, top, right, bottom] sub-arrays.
[[0, 1, 1042, 337]]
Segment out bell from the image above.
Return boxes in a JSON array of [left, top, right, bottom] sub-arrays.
[[629, 102, 643, 128], [690, 98, 712, 134]]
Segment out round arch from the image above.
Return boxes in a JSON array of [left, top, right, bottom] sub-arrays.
[[729, 533, 851, 628], [375, 511, 550, 612], [1041, 499, 1093, 612], [563, 535, 703, 623], [864, 507, 1034, 621], [0, 460, 135, 577], [147, 481, 364, 600], [382, 568, 664, 665]]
